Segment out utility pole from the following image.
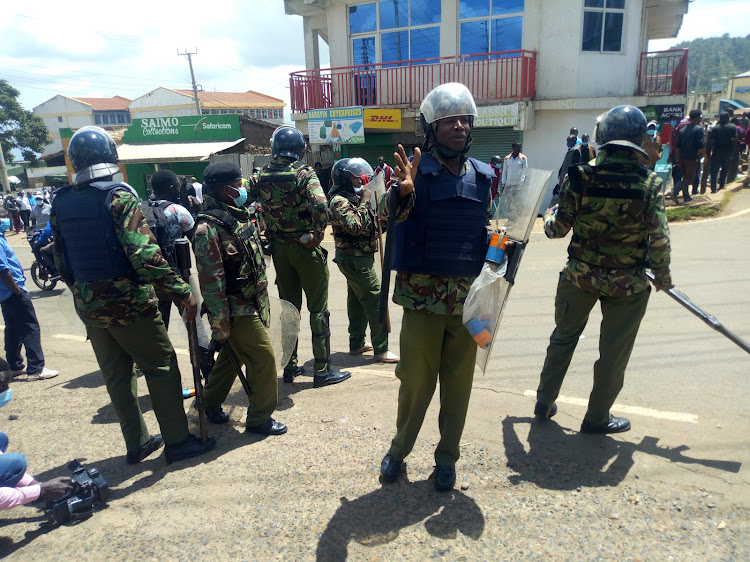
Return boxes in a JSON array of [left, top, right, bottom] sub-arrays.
[[0, 142, 10, 194], [178, 48, 202, 115]]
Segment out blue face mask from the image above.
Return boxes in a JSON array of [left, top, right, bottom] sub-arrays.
[[0, 388, 12, 408], [567, 142, 576, 148], [0, 218, 10, 232], [232, 187, 248, 207], [647, 129, 657, 137]]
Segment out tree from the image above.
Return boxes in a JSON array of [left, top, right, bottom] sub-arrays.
[[0, 80, 51, 164]]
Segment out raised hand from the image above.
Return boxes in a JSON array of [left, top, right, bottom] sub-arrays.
[[393, 144, 421, 199]]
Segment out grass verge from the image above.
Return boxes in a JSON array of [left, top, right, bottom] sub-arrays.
[[666, 206, 719, 221]]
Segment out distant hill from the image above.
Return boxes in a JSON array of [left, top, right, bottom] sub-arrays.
[[670, 34, 750, 93]]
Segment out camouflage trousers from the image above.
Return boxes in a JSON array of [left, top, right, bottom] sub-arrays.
[[389, 308, 477, 467], [271, 239, 330, 374], [86, 311, 190, 450], [333, 251, 389, 355], [536, 277, 650, 425], [203, 314, 278, 427]]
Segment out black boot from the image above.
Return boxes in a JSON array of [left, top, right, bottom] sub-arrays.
[[283, 366, 305, 384], [313, 370, 351, 388]]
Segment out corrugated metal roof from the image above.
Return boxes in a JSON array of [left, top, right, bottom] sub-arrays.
[[175, 89, 285, 108], [116, 139, 245, 163], [73, 96, 132, 111], [732, 70, 750, 79]]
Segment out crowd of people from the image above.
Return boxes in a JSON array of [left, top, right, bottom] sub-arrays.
[[0, 84, 693, 511]]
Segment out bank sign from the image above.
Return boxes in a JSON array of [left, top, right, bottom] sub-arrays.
[[122, 114, 241, 144], [308, 107, 365, 144]]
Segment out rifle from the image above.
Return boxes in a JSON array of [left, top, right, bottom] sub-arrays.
[[222, 342, 253, 398], [377, 185, 399, 327], [647, 271, 750, 354], [174, 239, 208, 444]]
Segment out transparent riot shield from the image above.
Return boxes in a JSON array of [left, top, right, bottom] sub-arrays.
[[266, 295, 301, 369], [367, 171, 386, 213], [463, 168, 553, 373], [189, 274, 300, 370], [56, 287, 87, 337]]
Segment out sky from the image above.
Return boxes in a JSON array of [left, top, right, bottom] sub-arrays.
[[0, 0, 744, 122]]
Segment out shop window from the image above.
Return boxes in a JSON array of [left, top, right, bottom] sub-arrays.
[[459, 0, 523, 58], [582, 0, 625, 52], [57, 116, 63, 123], [94, 114, 101, 124], [117, 113, 126, 123], [349, 1, 441, 67]]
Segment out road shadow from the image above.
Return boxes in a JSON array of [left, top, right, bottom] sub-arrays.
[[316, 479, 484, 561], [502, 416, 741, 490], [92, 395, 153, 424], [328, 351, 379, 370], [27, 288, 64, 300], [60, 370, 105, 390]]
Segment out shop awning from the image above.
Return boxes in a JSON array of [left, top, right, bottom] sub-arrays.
[[116, 139, 245, 164]]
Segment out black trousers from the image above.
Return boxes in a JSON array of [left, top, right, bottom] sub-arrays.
[[1, 291, 45, 374]]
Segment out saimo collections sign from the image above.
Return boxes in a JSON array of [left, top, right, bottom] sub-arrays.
[[308, 107, 365, 144], [474, 104, 519, 128], [122, 114, 241, 143]]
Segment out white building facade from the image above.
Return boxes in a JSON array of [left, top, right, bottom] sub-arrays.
[[284, 0, 689, 203]]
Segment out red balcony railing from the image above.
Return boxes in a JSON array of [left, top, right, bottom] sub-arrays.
[[289, 50, 537, 113], [637, 48, 688, 96]]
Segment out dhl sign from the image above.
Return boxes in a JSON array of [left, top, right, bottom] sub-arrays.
[[363, 109, 402, 129]]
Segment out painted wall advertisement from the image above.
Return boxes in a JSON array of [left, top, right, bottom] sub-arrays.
[[308, 106, 365, 144], [122, 114, 241, 143]]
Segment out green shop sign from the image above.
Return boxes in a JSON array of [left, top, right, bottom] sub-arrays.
[[122, 114, 241, 144]]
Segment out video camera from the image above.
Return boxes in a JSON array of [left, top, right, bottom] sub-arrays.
[[44, 460, 110, 526]]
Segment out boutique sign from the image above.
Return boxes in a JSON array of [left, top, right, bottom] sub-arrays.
[[122, 114, 241, 143]]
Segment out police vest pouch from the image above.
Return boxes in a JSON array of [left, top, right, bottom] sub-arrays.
[[196, 209, 266, 300], [567, 165, 653, 270]]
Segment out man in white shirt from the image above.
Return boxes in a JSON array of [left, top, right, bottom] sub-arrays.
[[501, 142, 528, 192], [190, 176, 203, 204]]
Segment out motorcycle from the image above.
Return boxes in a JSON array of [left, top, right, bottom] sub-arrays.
[[27, 230, 60, 291]]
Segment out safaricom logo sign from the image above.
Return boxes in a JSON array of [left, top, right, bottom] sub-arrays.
[[194, 118, 232, 131]]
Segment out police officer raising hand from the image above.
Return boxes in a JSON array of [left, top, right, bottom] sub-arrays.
[[393, 144, 422, 198]]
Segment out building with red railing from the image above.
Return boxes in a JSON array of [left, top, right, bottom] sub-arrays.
[[284, 0, 689, 202]]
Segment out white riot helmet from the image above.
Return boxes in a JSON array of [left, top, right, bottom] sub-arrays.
[[419, 83, 478, 125], [419, 83, 478, 157]]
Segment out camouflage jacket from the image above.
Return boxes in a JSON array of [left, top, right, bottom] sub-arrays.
[[192, 194, 269, 342], [544, 147, 672, 296], [384, 151, 491, 316], [249, 157, 328, 241], [328, 188, 378, 256], [51, 185, 190, 328]]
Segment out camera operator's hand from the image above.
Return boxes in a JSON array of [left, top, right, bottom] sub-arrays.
[[39, 477, 74, 501], [179, 294, 198, 322]]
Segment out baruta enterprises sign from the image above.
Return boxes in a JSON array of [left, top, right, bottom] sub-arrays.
[[122, 114, 241, 143]]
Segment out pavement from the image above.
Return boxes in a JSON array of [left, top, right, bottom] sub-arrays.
[[0, 182, 749, 559]]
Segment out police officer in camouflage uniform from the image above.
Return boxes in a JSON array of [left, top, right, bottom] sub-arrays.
[[192, 162, 286, 436], [328, 157, 398, 363], [379, 83, 495, 492], [248, 126, 350, 388], [535, 105, 672, 434], [51, 126, 215, 464]]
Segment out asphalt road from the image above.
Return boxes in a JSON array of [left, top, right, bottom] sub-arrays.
[[1, 186, 749, 559]]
